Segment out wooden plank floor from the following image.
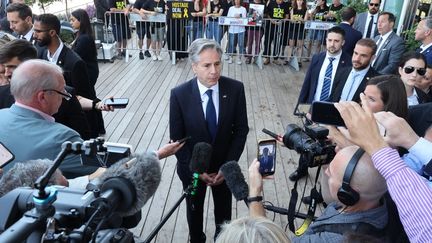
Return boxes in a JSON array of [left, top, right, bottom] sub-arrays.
[[96, 51, 323, 242]]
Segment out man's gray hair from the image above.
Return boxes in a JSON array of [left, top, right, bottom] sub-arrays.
[[188, 38, 223, 63], [10, 59, 63, 102], [0, 159, 64, 197], [423, 16, 432, 30]]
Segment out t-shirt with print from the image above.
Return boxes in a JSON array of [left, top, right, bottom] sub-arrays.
[[265, 0, 290, 20], [209, 0, 224, 22], [109, 0, 130, 24], [314, 5, 329, 21]]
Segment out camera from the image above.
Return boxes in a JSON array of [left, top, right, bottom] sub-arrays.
[[81, 137, 132, 167], [283, 123, 335, 167]]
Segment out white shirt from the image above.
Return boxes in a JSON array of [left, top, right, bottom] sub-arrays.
[[314, 51, 342, 101], [47, 38, 64, 64], [23, 28, 34, 41], [197, 79, 220, 122], [340, 67, 370, 101], [407, 88, 420, 106], [227, 6, 247, 34], [363, 12, 378, 38]]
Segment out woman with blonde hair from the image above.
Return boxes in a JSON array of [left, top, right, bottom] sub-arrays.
[[216, 216, 290, 243]]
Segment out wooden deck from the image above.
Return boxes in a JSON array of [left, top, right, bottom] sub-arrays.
[[96, 51, 322, 242]]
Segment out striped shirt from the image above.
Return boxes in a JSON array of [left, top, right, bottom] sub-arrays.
[[372, 147, 432, 242]]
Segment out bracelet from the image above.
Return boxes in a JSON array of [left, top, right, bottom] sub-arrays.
[[247, 196, 263, 203], [92, 98, 101, 110]]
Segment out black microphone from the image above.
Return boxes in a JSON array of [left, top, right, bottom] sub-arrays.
[[96, 152, 161, 217], [220, 161, 249, 205], [188, 142, 212, 196]]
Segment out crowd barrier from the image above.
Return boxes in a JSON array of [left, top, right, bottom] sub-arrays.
[[96, 8, 335, 69]]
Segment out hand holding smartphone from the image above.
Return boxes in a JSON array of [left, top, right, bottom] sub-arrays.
[[311, 101, 345, 127], [257, 139, 276, 176]]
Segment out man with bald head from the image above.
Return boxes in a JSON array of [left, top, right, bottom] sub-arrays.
[[248, 145, 388, 242], [0, 59, 98, 178]]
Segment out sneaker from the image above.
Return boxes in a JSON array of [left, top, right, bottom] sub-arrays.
[[224, 54, 230, 60], [263, 58, 270, 65], [139, 51, 144, 60], [144, 50, 151, 57], [228, 57, 233, 64], [245, 58, 251, 64], [237, 59, 242, 65], [116, 53, 123, 60], [157, 54, 163, 61]]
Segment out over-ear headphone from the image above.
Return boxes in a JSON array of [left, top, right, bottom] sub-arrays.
[[337, 148, 365, 206]]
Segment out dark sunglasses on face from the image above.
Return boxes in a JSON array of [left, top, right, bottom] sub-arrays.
[[404, 66, 426, 76], [369, 3, 379, 7]]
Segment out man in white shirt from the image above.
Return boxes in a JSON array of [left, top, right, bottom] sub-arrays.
[[353, 0, 380, 39], [415, 17, 432, 65], [6, 3, 33, 41], [371, 12, 405, 74]]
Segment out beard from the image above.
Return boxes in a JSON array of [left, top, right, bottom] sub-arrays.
[[36, 36, 51, 47]]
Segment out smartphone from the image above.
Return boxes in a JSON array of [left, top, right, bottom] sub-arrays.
[[104, 98, 129, 108], [311, 101, 345, 127], [177, 136, 191, 143], [257, 139, 276, 176], [0, 142, 14, 168]]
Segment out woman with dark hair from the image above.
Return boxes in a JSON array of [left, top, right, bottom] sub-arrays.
[[285, 0, 309, 66], [70, 9, 99, 86], [70, 8, 106, 137], [364, 74, 408, 120], [398, 51, 431, 106]]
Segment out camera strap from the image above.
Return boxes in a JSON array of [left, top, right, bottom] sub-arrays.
[[288, 165, 322, 235]]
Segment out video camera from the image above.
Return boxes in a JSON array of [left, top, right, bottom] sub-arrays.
[[80, 137, 132, 167]]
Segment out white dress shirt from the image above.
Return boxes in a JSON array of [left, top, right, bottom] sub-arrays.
[[197, 79, 220, 122], [363, 12, 378, 38], [313, 51, 342, 101]]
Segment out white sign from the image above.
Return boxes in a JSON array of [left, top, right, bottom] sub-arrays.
[[218, 16, 249, 26], [305, 21, 336, 30]]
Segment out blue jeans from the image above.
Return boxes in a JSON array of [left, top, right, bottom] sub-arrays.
[[228, 32, 245, 55], [192, 21, 204, 40], [206, 20, 221, 43]]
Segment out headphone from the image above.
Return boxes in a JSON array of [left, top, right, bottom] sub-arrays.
[[337, 148, 365, 206]]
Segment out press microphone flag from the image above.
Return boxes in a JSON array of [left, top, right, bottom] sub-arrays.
[[188, 142, 212, 196]]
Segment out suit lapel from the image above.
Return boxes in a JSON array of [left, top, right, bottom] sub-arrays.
[[217, 77, 229, 132]]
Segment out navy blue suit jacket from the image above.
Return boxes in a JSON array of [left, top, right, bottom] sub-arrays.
[[169, 76, 249, 183], [298, 51, 352, 104], [420, 45, 432, 65], [339, 23, 362, 57]]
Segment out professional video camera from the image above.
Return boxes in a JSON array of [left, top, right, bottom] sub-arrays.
[[0, 141, 161, 243], [283, 123, 335, 167]]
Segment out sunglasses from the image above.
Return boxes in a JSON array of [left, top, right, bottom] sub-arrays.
[[369, 3, 379, 7], [404, 66, 426, 76]]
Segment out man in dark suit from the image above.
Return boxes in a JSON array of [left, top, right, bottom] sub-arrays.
[[170, 39, 249, 243], [338, 7, 362, 57], [409, 102, 432, 137], [330, 38, 379, 103], [353, 0, 380, 39], [33, 13, 106, 139], [372, 12, 405, 74], [298, 26, 352, 104], [415, 17, 432, 65]]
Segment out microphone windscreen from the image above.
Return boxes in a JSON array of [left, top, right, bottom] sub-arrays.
[[189, 142, 212, 174], [220, 161, 248, 201], [98, 152, 161, 216]]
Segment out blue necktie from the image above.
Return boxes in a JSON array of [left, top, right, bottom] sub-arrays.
[[320, 57, 335, 101], [205, 89, 217, 141]]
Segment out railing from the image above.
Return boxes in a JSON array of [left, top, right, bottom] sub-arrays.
[[95, 9, 335, 69]]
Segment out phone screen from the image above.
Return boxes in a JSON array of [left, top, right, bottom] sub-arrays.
[[257, 139, 276, 176], [0, 142, 14, 168], [311, 101, 345, 127]]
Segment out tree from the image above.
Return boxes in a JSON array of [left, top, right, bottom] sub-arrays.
[[27, 0, 62, 13]]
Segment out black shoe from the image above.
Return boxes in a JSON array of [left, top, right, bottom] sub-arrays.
[[289, 169, 308, 181], [139, 51, 144, 60], [302, 195, 324, 205], [144, 50, 151, 57]]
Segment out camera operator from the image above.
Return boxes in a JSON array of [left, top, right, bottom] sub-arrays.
[[247, 146, 389, 242], [334, 94, 432, 242]]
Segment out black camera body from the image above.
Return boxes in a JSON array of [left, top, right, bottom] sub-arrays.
[[283, 124, 335, 167]]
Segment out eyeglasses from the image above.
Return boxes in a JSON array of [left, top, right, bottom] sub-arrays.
[[404, 66, 426, 76], [42, 89, 72, 100], [369, 3, 379, 7]]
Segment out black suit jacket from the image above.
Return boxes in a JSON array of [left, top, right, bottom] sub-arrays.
[[72, 34, 99, 86], [330, 66, 379, 103], [408, 102, 432, 137], [40, 45, 96, 99], [339, 23, 362, 57], [298, 51, 352, 104], [169, 76, 249, 183]]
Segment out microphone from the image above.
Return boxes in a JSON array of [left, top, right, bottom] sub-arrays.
[[188, 142, 212, 196], [96, 152, 161, 217], [220, 161, 249, 205]]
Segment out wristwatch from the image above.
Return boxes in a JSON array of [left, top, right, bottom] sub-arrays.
[[247, 196, 263, 203]]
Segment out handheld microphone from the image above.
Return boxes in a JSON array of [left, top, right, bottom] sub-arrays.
[[96, 152, 161, 217], [220, 161, 249, 205], [188, 142, 212, 196]]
